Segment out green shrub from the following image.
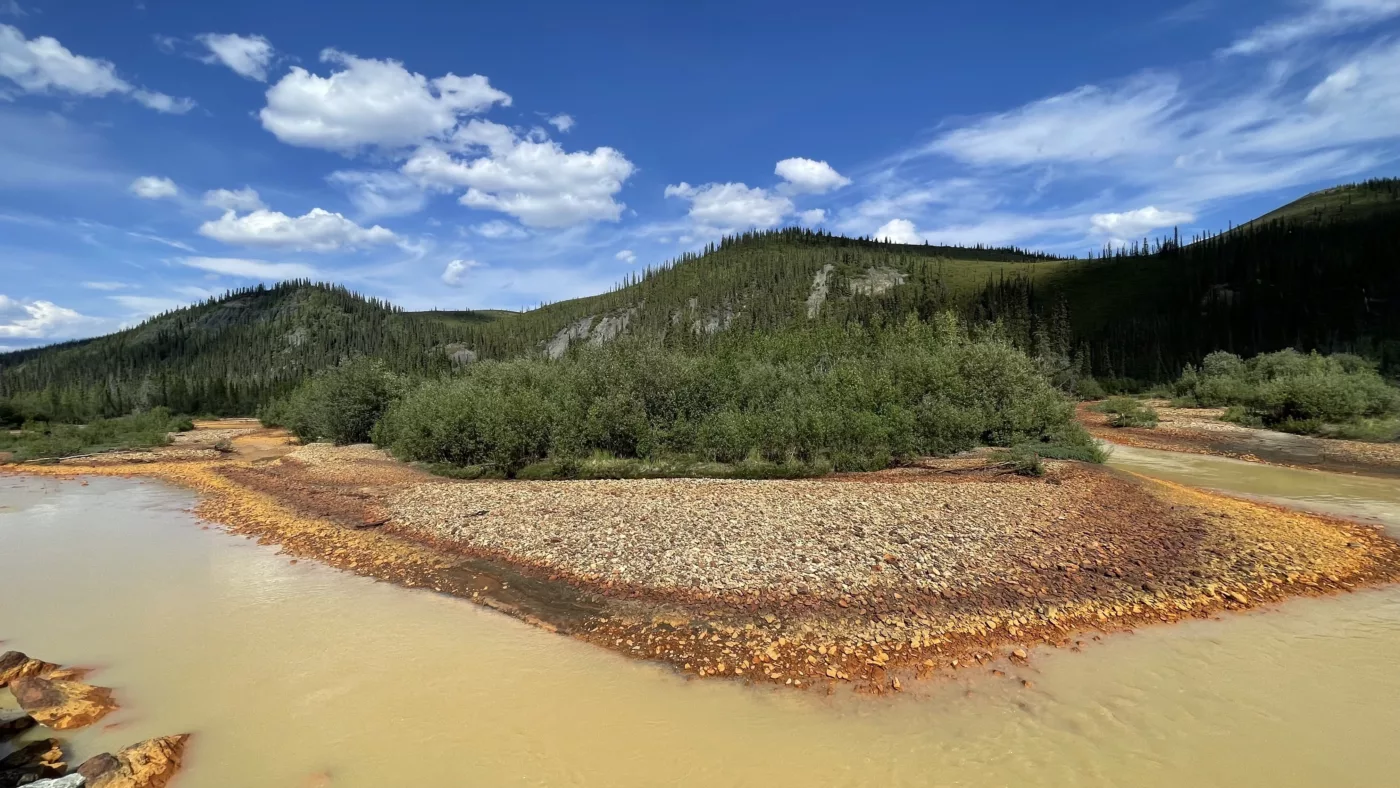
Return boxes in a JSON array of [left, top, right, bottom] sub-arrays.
[[1173, 348, 1400, 437], [1094, 396, 1160, 428], [266, 358, 405, 445], [375, 317, 1099, 477], [0, 406, 189, 462], [1075, 377, 1106, 401]]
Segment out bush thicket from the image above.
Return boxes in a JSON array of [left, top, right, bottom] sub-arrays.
[[260, 358, 405, 445], [370, 316, 1097, 476], [1094, 396, 1160, 428], [1174, 349, 1400, 436], [0, 407, 192, 462]]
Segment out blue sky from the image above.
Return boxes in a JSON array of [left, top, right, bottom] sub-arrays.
[[3, 0, 1400, 349]]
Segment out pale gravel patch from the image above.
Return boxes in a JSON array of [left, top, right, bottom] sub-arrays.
[[388, 477, 1089, 595]]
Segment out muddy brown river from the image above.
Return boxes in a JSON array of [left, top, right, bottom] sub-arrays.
[[3, 456, 1400, 787]]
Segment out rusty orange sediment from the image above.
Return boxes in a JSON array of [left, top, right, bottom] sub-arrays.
[[5, 426, 1400, 695]]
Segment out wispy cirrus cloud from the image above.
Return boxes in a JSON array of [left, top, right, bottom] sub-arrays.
[[833, 8, 1400, 253], [1220, 0, 1400, 57]]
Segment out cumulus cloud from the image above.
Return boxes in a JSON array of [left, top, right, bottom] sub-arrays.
[[0, 24, 192, 112], [403, 120, 635, 227], [260, 49, 511, 152], [548, 113, 574, 132], [664, 181, 794, 231], [196, 33, 275, 81], [198, 206, 397, 252], [1089, 206, 1194, 238], [873, 218, 923, 244], [441, 258, 482, 286], [1220, 0, 1400, 57], [798, 208, 826, 225], [775, 157, 851, 194], [180, 256, 318, 279], [0, 294, 98, 339], [129, 175, 178, 199], [615, 249, 636, 264], [326, 170, 427, 218], [202, 186, 266, 212]]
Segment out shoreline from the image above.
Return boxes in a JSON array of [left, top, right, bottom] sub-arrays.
[[1079, 401, 1400, 479], [6, 424, 1400, 693]]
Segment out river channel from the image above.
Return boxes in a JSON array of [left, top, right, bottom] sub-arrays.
[[2, 454, 1399, 787]]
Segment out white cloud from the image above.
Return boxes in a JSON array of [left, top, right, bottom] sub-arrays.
[[929, 73, 1179, 166], [403, 120, 636, 227], [615, 249, 636, 264], [1, 2, 27, 17], [548, 113, 574, 132], [181, 256, 318, 279], [0, 294, 98, 338], [202, 186, 266, 212], [473, 219, 528, 239], [873, 218, 923, 244], [327, 170, 426, 218], [81, 281, 131, 291], [260, 49, 510, 152], [1220, 0, 1400, 57], [0, 24, 192, 112], [441, 258, 482, 286], [775, 157, 851, 194], [131, 89, 194, 114], [198, 207, 397, 252], [664, 181, 793, 231], [129, 175, 178, 199], [797, 208, 826, 225], [196, 33, 275, 81], [1089, 206, 1194, 238]]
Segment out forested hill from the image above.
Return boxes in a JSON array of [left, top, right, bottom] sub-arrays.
[[0, 283, 491, 419], [2, 177, 1397, 418], [980, 177, 1400, 382]]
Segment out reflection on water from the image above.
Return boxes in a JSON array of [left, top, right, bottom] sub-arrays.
[[3, 473, 1400, 787]]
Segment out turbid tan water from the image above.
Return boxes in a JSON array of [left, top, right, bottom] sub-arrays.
[[3, 464, 1400, 787]]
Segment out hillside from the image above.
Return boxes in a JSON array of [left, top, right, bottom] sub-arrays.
[[0, 283, 480, 419], [3, 178, 1397, 418]]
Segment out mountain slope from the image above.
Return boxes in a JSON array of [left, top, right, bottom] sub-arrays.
[[3, 177, 1397, 418]]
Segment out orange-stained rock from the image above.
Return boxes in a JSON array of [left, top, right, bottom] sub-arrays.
[[77, 734, 191, 788], [0, 650, 58, 686], [0, 736, 67, 783], [10, 675, 119, 730]]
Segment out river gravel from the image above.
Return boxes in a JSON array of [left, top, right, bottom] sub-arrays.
[[388, 476, 1087, 595]]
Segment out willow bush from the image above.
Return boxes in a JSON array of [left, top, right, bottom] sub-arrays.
[[371, 316, 1098, 475], [1174, 349, 1400, 435]]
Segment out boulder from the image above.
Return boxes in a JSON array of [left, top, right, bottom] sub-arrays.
[[77, 735, 190, 788], [25, 775, 87, 787], [9, 676, 118, 730], [0, 708, 37, 740], [0, 736, 67, 784], [0, 651, 88, 688], [0, 650, 58, 686]]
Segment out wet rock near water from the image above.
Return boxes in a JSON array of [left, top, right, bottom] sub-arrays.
[[10, 676, 118, 730], [24, 774, 87, 787], [77, 734, 190, 788], [0, 652, 89, 688], [0, 737, 67, 784], [0, 709, 36, 740]]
